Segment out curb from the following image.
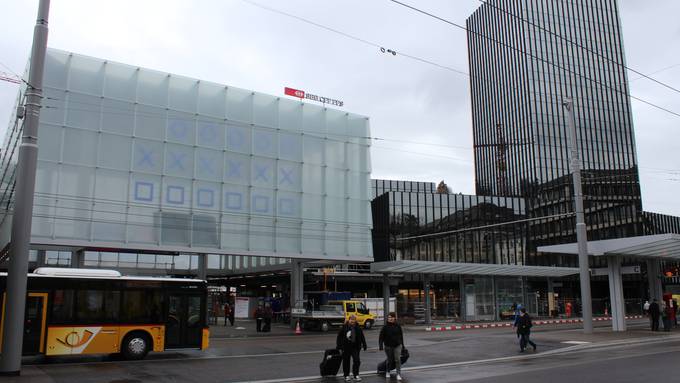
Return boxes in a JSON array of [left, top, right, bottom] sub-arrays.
[[425, 315, 644, 331]]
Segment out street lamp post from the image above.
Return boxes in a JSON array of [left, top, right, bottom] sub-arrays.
[[0, 0, 50, 375], [563, 98, 593, 334]]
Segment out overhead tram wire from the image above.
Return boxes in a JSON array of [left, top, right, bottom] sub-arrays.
[[478, 0, 680, 96], [388, 0, 680, 119]]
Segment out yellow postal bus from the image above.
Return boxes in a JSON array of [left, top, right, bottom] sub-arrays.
[[0, 268, 208, 360]]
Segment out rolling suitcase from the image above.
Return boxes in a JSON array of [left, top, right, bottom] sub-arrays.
[[377, 348, 409, 374], [320, 348, 343, 377]]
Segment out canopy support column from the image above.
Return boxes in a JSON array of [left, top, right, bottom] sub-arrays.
[[607, 255, 626, 331], [383, 274, 390, 324]]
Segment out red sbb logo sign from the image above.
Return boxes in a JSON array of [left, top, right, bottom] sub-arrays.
[[285, 87, 305, 98], [284, 87, 344, 107]]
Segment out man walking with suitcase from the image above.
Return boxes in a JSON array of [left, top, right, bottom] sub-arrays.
[[379, 313, 404, 381], [336, 315, 367, 381]]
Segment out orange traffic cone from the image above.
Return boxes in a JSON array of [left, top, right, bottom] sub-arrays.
[[295, 320, 302, 335]]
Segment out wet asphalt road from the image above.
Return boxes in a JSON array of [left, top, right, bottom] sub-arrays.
[[6, 319, 677, 383]]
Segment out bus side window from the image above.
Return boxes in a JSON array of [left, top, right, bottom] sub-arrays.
[[51, 290, 75, 324], [122, 290, 162, 323], [75, 290, 120, 323]]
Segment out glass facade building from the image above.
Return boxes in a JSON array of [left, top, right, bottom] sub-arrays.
[[467, 0, 643, 261], [0, 48, 373, 263]]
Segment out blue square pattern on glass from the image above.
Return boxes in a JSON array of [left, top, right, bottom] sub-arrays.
[[134, 181, 154, 202], [252, 195, 269, 213], [166, 185, 185, 205], [279, 198, 296, 216], [225, 192, 243, 210], [197, 188, 215, 208]]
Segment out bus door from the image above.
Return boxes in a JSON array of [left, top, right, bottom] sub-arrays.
[[23, 293, 48, 355], [165, 293, 202, 349]]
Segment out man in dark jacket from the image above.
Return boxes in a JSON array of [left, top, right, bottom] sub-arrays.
[[336, 315, 367, 381], [649, 299, 660, 331], [379, 312, 404, 381], [517, 307, 536, 352]]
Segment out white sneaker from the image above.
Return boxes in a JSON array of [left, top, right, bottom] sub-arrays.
[[386, 371, 391, 378], [354, 375, 362, 381], [396, 374, 402, 381], [345, 376, 352, 382]]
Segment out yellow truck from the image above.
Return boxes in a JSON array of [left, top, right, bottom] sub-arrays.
[[297, 300, 376, 332]]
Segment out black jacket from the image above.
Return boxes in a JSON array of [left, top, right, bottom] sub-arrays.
[[649, 302, 660, 318], [336, 323, 367, 350], [517, 314, 533, 335], [379, 322, 404, 348]]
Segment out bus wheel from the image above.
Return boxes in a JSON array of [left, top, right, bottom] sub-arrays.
[[320, 321, 330, 332], [364, 320, 373, 330], [122, 332, 150, 360]]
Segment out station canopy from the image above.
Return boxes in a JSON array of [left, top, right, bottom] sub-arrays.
[[370, 260, 579, 277], [537, 234, 680, 260]]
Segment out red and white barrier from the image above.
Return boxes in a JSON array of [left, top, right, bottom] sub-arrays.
[[425, 315, 644, 331]]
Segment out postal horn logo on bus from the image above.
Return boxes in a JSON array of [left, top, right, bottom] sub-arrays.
[[57, 329, 95, 348], [284, 87, 344, 107]]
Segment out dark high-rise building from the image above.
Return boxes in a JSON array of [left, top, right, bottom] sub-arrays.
[[466, 0, 643, 260]]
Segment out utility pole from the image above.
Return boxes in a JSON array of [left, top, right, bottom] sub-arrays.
[[562, 98, 593, 334], [0, 0, 50, 375]]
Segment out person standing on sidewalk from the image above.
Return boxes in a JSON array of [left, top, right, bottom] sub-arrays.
[[224, 302, 234, 326], [336, 315, 367, 382], [254, 305, 264, 332], [379, 312, 404, 381], [517, 307, 537, 352], [649, 299, 660, 331]]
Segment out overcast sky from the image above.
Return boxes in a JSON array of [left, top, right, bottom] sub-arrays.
[[1, 0, 679, 215]]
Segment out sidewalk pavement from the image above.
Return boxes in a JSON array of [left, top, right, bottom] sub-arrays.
[[425, 315, 645, 331]]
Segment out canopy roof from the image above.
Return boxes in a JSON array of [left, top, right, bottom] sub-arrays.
[[370, 260, 579, 277], [537, 234, 680, 260]]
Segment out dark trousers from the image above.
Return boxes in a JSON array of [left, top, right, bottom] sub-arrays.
[[663, 317, 671, 332], [225, 315, 234, 326], [519, 332, 536, 351], [263, 318, 271, 332], [256, 318, 263, 332], [651, 316, 660, 331], [342, 346, 361, 377]]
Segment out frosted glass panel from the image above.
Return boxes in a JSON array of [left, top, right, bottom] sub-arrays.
[[136, 105, 166, 140], [63, 128, 97, 166], [325, 223, 347, 256], [224, 153, 250, 184], [195, 148, 223, 182], [43, 50, 70, 89], [226, 87, 252, 123], [250, 217, 274, 251], [325, 168, 345, 197], [279, 98, 302, 132], [325, 109, 348, 140], [221, 216, 248, 250], [277, 191, 301, 218], [303, 136, 324, 165], [251, 158, 275, 188], [277, 161, 302, 192], [162, 177, 192, 209], [279, 132, 302, 162], [168, 76, 198, 113], [251, 188, 274, 217], [198, 82, 226, 117], [101, 99, 134, 135], [301, 193, 323, 220], [301, 222, 323, 254], [92, 169, 128, 242], [136, 70, 168, 107], [98, 133, 131, 170], [194, 181, 221, 211], [37, 124, 62, 162], [164, 144, 194, 178], [42, 89, 66, 125], [66, 93, 100, 130], [302, 164, 323, 192], [133, 139, 163, 174], [253, 93, 278, 128], [226, 124, 251, 154], [325, 139, 345, 169], [68, 54, 104, 95], [197, 121, 224, 149], [166, 111, 195, 145], [253, 128, 277, 158], [302, 104, 325, 134], [104, 62, 137, 101], [325, 196, 346, 222]]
